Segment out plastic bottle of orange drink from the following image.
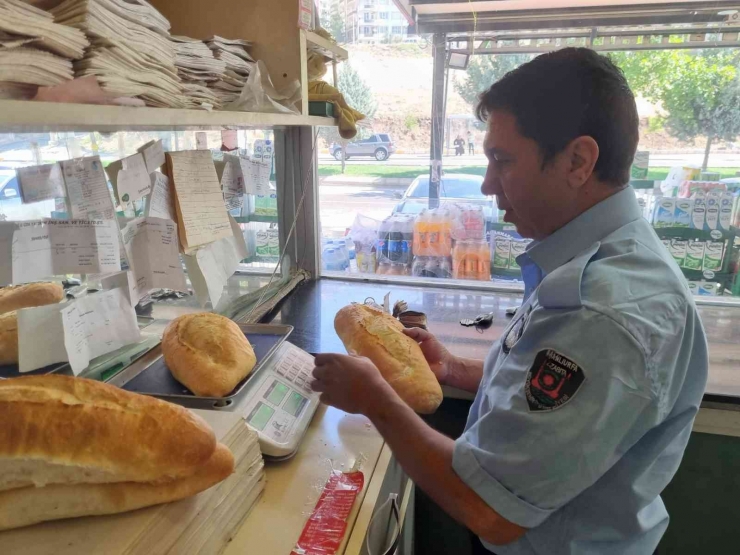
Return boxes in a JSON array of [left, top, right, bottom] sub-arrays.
[[414, 210, 429, 256], [465, 241, 480, 280], [477, 240, 491, 281]]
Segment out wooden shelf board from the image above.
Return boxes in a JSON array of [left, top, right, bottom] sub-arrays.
[[303, 30, 349, 62], [0, 100, 336, 132]]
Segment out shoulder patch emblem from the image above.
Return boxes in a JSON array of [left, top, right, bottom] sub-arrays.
[[525, 349, 585, 412]]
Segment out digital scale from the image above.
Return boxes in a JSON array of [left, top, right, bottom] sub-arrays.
[[110, 324, 321, 460], [240, 342, 320, 459]]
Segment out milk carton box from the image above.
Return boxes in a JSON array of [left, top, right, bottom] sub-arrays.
[[719, 192, 734, 231], [698, 282, 720, 296], [652, 198, 675, 228], [705, 191, 720, 230], [493, 235, 510, 269], [669, 239, 687, 266], [703, 241, 724, 271], [661, 239, 671, 251], [687, 281, 699, 296], [683, 241, 704, 270], [674, 199, 693, 228], [255, 230, 269, 256], [509, 240, 527, 270], [691, 191, 706, 229]]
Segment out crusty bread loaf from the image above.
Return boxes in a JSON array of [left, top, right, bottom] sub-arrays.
[[0, 282, 64, 315], [0, 311, 18, 365], [162, 313, 257, 398], [334, 304, 443, 414], [0, 375, 217, 492], [0, 442, 234, 531]]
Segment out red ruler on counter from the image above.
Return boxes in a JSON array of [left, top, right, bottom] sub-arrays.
[[291, 470, 365, 555]]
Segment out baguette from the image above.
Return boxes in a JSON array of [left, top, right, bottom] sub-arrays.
[[0, 283, 64, 315], [0, 375, 217, 492], [0, 442, 234, 531], [334, 304, 443, 414], [162, 313, 257, 397], [0, 311, 17, 365]]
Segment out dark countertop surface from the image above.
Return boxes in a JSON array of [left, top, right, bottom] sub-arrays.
[[269, 278, 740, 401]]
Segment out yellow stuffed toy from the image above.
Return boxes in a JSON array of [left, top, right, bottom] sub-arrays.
[[307, 51, 365, 139]]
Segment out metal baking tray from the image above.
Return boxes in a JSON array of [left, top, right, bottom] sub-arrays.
[[111, 323, 292, 406]]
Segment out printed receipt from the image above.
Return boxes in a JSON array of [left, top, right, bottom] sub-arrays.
[[16, 163, 65, 203], [9, 220, 120, 283], [167, 150, 232, 250], [60, 288, 141, 374], [145, 172, 176, 221], [17, 287, 140, 374], [120, 217, 187, 302], [60, 156, 116, 220]]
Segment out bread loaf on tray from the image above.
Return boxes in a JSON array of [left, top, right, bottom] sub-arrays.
[[162, 312, 257, 398], [334, 304, 443, 414], [0, 282, 64, 315], [0, 375, 234, 530]]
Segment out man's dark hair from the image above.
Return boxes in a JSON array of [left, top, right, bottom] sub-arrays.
[[475, 47, 639, 186]]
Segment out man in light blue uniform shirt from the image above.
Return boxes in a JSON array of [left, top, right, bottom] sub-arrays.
[[312, 48, 708, 554]]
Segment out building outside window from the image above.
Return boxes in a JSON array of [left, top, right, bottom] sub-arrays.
[[379, 11, 388, 19], [363, 12, 374, 22]]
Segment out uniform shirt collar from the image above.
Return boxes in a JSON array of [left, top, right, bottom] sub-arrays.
[[525, 186, 642, 276]]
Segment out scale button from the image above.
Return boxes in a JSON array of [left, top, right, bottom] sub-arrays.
[[276, 365, 287, 376], [295, 377, 305, 386]]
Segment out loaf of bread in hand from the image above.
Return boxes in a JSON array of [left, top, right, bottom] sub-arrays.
[[334, 304, 443, 414], [0, 311, 18, 365], [0, 282, 64, 315], [0, 375, 234, 530], [162, 312, 257, 397]]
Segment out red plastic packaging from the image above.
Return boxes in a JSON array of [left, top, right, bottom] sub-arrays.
[[291, 471, 365, 555]]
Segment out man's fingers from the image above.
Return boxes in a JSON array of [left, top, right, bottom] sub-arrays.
[[312, 365, 328, 381], [403, 327, 432, 342], [310, 377, 325, 392]]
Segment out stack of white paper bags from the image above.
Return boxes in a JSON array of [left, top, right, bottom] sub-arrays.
[[171, 35, 225, 110], [205, 36, 254, 107], [0, 0, 89, 99], [51, 0, 187, 108]]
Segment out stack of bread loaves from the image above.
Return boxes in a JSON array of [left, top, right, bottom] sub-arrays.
[[0, 282, 65, 366], [0, 375, 234, 531], [334, 303, 443, 414]]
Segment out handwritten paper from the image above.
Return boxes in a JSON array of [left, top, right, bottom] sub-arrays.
[[16, 163, 65, 203], [60, 156, 116, 220], [120, 217, 187, 302], [60, 288, 141, 374], [9, 220, 120, 284], [182, 215, 249, 308], [139, 139, 165, 173], [145, 172, 176, 221], [166, 150, 232, 251], [18, 302, 69, 373]]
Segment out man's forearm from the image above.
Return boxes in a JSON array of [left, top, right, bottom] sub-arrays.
[[366, 387, 525, 546], [445, 357, 485, 393]]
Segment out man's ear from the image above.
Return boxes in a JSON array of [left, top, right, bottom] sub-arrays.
[[566, 136, 599, 190]]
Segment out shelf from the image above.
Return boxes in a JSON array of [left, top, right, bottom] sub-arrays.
[[233, 214, 278, 224], [655, 227, 736, 241], [0, 100, 336, 132], [303, 30, 349, 62]]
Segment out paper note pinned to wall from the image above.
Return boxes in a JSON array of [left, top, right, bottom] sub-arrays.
[[196, 132, 208, 150], [166, 150, 232, 251], [221, 130, 238, 151], [60, 287, 141, 375], [120, 217, 187, 302], [221, 154, 244, 210], [60, 156, 116, 220], [106, 153, 152, 204], [8, 219, 121, 284], [16, 163, 65, 204], [182, 215, 248, 308], [139, 139, 166, 174], [17, 302, 69, 373], [145, 172, 176, 221]]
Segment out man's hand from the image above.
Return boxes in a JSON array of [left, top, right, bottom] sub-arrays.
[[403, 327, 457, 385], [404, 328, 485, 393], [311, 353, 397, 415]]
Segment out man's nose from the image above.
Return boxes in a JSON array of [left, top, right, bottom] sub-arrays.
[[481, 170, 501, 197]]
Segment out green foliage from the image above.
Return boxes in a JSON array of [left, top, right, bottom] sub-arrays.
[[326, 0, 345, 44], [610, 50, 740, 144], [336, 63, 377, 119], [454, 54, 534, 106], [404, 114, 419, 131]]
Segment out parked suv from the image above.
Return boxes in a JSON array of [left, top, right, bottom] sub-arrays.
[[330, 134, 396, 161]]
